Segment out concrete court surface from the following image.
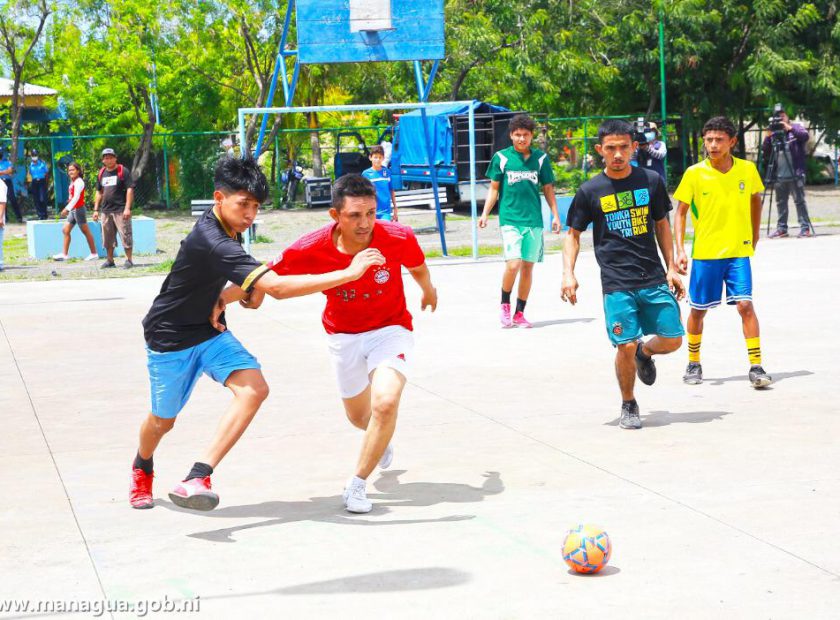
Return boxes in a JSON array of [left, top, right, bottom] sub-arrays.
[[1, 234, 838, 619]]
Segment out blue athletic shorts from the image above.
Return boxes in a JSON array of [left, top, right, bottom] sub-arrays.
[[603, 283, 685, 346], [146, 331, 261, 419], [376, 210, 392, 221], [689, 257, 752, 309]]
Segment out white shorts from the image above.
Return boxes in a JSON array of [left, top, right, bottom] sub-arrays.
[[326, 325, 414, 398]]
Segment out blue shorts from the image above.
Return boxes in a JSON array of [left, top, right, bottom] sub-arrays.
[[603, 284, 685, 346], [146, 331, 261, 419], [376, 210, 392, 221], [689, 257, 752, 309]]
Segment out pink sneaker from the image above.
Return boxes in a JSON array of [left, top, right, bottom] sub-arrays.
[[168, 476, 219, 511], [512, 311, 533, 328], [500, 303, 513, 328]]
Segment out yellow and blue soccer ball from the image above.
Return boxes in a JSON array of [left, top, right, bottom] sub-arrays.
[[562, 524, 612, 574]]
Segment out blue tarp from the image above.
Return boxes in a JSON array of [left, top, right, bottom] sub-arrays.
[[396, 101, 509, 166]]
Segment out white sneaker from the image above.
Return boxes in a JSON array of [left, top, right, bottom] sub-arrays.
[[84, 253, 98, 261], [52, 253, 68, 261], [378, 444, 394, 470], [342, 477, 372, 513]]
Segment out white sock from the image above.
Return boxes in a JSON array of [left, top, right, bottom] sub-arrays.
[[350, 475, 366, 488]]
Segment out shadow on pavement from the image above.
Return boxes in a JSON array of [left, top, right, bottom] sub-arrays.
[[529, 318, 596, 329], [567, 565, 621, 578], [273, 567, 472, 594], [703, 369, 813, 386], [175, 470, 503, 543], [603, 410, 732, 427]]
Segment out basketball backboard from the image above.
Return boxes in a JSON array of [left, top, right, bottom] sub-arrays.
[[296, 0, 444, 64]]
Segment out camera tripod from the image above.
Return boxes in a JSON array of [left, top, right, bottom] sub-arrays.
[[761, 133, 816, 237]]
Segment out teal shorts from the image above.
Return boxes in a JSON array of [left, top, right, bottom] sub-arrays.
[[603, 283, 685, 346], [500, 225, 544, 263]]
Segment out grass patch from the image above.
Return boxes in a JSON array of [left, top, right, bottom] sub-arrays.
[[2, 237, 35, 264], [146, 258, 175, 273], [253, 234, 274, 244], [425, 245, 504, 258]]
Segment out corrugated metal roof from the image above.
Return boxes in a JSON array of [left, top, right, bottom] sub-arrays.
[[0, 78, 57, 97]]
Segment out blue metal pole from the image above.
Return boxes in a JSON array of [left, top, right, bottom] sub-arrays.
[[255, 1, 297, 156], [468, 104, 478, 260], [413, 60, 446, 255], [238, 110, 251, 253]]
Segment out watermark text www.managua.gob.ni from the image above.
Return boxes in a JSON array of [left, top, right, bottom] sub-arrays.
[[0, 595, 200, 617]]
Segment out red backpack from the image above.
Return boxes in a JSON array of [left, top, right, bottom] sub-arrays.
[[98, 164, 126, 185]]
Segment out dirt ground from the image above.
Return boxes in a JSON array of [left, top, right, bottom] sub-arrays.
[[1, 184, 837, 282]]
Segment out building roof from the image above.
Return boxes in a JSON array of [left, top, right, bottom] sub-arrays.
[[0, 78, 57, 97]]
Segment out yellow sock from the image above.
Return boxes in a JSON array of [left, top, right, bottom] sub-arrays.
[[687, 333, 702, 363], [746, 337, 761, 366]]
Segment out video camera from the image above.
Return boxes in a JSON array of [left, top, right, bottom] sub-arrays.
[[633, 117, 655, 145], [768, 103, 786, 135]]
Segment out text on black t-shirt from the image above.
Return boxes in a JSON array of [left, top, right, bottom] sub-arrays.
[[566, 167, 671, 293]]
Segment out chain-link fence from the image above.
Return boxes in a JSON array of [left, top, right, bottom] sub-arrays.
[[2, 113, 836, 220], [541, 113, 839, 192], [1, 124, 395, 218]]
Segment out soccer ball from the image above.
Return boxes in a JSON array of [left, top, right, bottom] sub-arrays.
[[562, 524, 612, 574]]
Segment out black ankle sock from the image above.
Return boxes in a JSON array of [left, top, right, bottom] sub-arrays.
[[185, 462, 214, 481], [635, 341, 651, 360], [501, 289, 512, 305], [515, 298, 527, 313], [133, 452, 154, 475], [622, 399, 637, 407]]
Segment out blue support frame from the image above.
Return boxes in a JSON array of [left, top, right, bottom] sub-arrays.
[[413, 60, 447, 255], [239, 102, 479, 259], [255, 0, 300, 157], [249, 3, 474, 258]]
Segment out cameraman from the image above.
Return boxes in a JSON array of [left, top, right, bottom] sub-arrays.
[[762, 108, 812, 238], [632, 122, 667, 181]]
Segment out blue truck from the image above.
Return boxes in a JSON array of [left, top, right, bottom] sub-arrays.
[[389, 101, 521, 205]]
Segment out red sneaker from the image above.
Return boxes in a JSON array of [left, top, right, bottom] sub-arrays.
[[129, 468, 154, 509], [169, 476, 219, 511]]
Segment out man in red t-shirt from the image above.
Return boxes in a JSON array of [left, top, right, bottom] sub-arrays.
[[223, 174, 437, 513]]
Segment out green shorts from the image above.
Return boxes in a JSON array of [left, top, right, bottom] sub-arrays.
[[500, 225, 544, 263]]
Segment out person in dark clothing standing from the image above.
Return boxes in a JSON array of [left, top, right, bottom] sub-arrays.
[[762, 109, 813, 238], [28, 149, 50, 220], [93, 148, 136, 268]]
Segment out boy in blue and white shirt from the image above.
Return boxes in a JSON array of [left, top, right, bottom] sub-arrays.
[[362, 145, 398, 221]]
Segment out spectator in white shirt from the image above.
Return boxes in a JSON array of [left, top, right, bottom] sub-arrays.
[[53, 162, 98, 261]]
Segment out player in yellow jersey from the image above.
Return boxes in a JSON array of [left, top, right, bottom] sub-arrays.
[[673, 116, 772, 388]]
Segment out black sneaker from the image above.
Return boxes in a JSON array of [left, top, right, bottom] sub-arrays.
[[634, 341, 656, 386], [101, 260, 116, 269], [619, 400, 642, 430], [748, 365, 772, 388], [683, 362, 703, 385], [123, 259, 134, 269]]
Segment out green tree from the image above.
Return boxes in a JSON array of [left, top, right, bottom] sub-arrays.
[[0, 0, 52, 160]]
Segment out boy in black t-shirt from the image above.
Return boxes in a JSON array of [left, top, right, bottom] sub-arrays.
[[130, 157, 384, 511], [561, 120, 685, 430]]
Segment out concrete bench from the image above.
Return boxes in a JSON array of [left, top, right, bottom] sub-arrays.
[[394, 188, 452, 233], [394, 187, 448, 209], [26, 216, 157, 259], [190, 199, 214, 217]]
